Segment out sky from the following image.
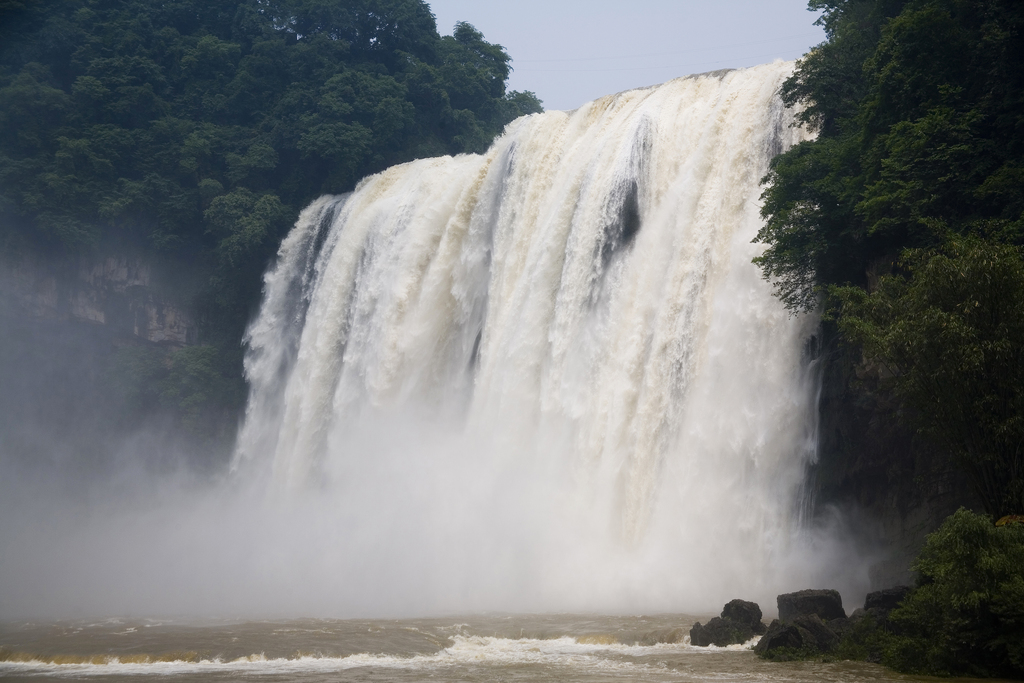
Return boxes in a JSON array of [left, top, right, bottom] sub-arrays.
[[428, 0, 827, 111]]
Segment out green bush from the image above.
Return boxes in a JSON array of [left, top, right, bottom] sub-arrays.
[[832, 237, 1024, 519], [883, 509, 1024, 678]]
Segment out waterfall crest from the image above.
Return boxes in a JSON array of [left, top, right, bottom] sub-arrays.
[[234, 62, 826, 613]]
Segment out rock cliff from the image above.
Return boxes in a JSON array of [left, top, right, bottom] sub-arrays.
[[0, 249, 197, 347], [807, 331, 981, 587]]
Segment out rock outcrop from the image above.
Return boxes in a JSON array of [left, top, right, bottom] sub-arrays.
[[755, 586, 913, 660], [863, 585, 911, 613], [755, 589, 847, 658], [690, 599, 766, 646], [0, 249, 197, 347], [808, 334, 981, 588], [849, 585, 912, 630], [777, 589, 846, 622], [756, 613, 841, 656], [722, 599, 767, 634]]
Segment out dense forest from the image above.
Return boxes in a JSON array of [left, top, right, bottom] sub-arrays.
[[756, 0, 1023, 676], [758, 0, 1024, 520], [0, 0, 541, 440]]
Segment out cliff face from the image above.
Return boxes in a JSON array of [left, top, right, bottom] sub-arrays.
[[0, 247, 209, 472], [0, 249, 197, 347], [808, 333, 981, 587]]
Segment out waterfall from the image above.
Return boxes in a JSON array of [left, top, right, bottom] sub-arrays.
[[234, 61, 826, 614]]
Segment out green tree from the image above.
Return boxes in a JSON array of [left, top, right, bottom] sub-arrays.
[[757, 0, 1024, 311], [833, 237, 1024, 517], [757, 0, 1024, 520], [0, 0, 542, 437], [884, 509, 1024, 678]]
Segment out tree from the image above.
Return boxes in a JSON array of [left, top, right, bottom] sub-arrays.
[[884, 509, 1024, 678], [757, 0, 1024, 311], [757, 0, 1024, 518], [832, 237, 1024, 517], [0, 0, 543, 437]]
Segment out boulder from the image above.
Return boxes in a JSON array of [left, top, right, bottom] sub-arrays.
[[722, 599, 767, 635], [754, 615, 842, 657], [851, 585, 912, 630], [690, 617, 754, 647], [777, 589, 846, 622], [753, 620, 803, 654], [827, 616, 853, 639], [689, 598, 767, 646], [791, 614, 840, 652]]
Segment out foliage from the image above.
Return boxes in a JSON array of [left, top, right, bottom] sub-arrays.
[[0, 0, 541, 434], [757, 0, 1024, 311], [755, 5, 1024, 675], [832, 237, 1024, 517], [160, 345, 246, 438], [108, 344, 246, 439], [883, 509, 1024, 678], [833, 614, 889, 663], [758, 0, 1024, 517]]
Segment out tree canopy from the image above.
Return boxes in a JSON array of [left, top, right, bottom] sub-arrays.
[[0, 0, 541, 436], [0, 0, 541, 340], [757, 0, 1024, 311], [833, 238, 1024, 518], [757, 0, 1024, 515]]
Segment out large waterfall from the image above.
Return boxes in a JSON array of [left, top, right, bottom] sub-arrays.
[[232, 61, 836, 614]]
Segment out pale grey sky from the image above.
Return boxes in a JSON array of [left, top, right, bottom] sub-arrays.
[[428, 1, 826, 111]]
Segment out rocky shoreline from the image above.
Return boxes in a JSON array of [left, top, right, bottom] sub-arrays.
[[691, 587, 911, 659]]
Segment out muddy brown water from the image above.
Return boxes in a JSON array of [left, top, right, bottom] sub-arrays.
[[0, 613, 1007, 683]]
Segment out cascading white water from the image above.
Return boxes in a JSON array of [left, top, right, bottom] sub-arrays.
[[234, 61, 836, 614]]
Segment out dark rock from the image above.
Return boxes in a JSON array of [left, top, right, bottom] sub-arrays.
[[810, 333, 981, 590], [690, 599, 768, 646], [827, 616, 852, 638], [777, 589, 846, 622], [864, 586, 911, 613], [690, 617, 755, 647], [791, 614, 840, 652], [755, 614, 844, 658], [754, 619, 803, 655], [722, 599, 767, 635]]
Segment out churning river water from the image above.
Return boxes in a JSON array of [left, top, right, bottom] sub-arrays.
[[0, 614, 1002, 683]]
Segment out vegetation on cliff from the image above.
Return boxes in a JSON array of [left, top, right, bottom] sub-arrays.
[[757, 0, 1024, 517], [0, 0, 541, 437], [834, 510, 1024, 678], [757, 0, 1024, 676]]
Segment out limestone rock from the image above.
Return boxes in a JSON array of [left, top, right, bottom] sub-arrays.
[[690, 598, 767, 646], [791, 614, 840, 652], [827, 616, 853, 638], [722, 599, 767, 635], [690, 617, 752, 647], [753, 619, 803, 654], [777, 589, 846, 622]]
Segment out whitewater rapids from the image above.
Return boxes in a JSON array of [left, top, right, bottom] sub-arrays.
[[227, 60, 852, 615]]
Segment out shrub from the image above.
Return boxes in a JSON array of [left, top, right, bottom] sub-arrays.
[[883, 509, 1024, 678]]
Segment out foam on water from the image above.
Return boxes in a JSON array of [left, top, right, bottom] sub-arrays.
[[0, 635, 695, 677]]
